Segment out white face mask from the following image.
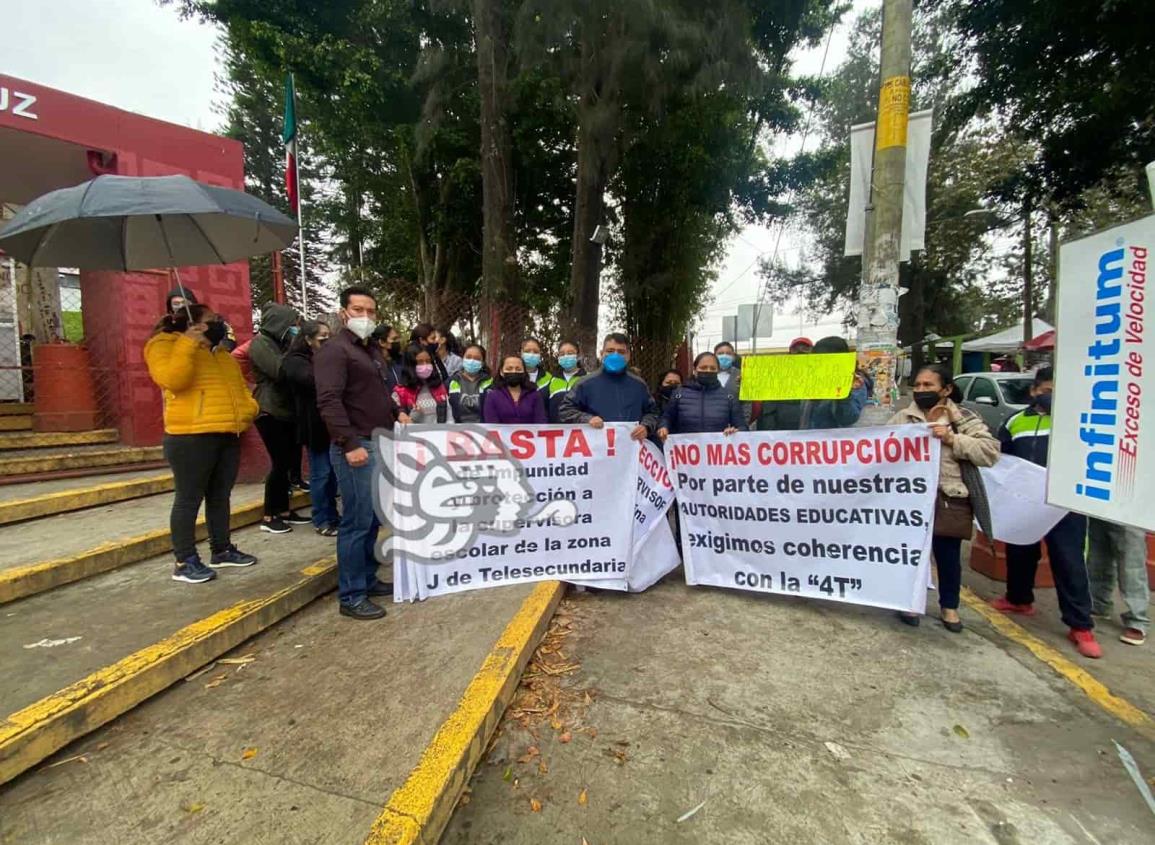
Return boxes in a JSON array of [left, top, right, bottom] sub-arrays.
[[346, 315, 375, 340]]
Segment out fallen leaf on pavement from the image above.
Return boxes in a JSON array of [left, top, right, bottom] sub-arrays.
[[42, 754, 88, 770], [550, 718, 563, 731], [676, 799, 707, 823], [823, 741, 851, 761], [530, 798, 542, 812], [203, 673, 229, 690], [559, 731, 572, 744], [517, 745, 541, 763], [952, 724, 970, 739], [181, 802, 205, 814], [538, 761, 549, 775], [578, 788, 588, 806], [241, 747, 258, 760], [94, 742, 111, 752], [503, 766, 513, 782], [218, 654, 256, 666]]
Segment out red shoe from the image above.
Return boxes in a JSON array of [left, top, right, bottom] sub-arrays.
[[990, 596, 1036, 616], [1068, 628, 1102, 659]]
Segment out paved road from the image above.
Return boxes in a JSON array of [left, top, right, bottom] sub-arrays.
[[445, 576, 1155, 844]]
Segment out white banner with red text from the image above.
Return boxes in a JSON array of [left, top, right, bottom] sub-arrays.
[[667, 427, 941, 613], [378, 423, 642, 601]]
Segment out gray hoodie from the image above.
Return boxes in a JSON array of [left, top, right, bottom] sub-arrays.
[[249, 303, 300, 419]]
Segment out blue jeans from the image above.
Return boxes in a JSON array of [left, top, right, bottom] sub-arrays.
[[330, 439, 381, 606], [308, 447, 339, 530]]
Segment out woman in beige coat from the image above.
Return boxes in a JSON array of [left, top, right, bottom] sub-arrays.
[[890, 363, 999, 632]]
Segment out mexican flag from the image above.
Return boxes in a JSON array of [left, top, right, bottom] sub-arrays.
[[282, 74, 299, 213]]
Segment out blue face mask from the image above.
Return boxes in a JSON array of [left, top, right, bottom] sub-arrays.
[[462, 359, 483, 376], [717, 353, 734, 371], [558, 354, 579, 372], [287, 326, 300, 338], [522, 352, 541, 370], [603, 352, 627, 373]]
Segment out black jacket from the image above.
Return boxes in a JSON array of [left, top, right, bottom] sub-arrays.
[[282, 347, 329, 453], [659, 380, 746, 434]]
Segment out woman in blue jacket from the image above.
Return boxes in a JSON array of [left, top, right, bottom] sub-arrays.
[[657, 352, 746, 439]]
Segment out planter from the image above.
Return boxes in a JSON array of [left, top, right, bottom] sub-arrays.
[[970, 531, 1155, 589], [31, 343, 100, 432]]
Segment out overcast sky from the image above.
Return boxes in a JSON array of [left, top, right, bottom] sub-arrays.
[[3, 0, 876, 350]]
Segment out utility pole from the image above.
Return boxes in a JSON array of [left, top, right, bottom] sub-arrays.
[[855, 0, 913, 424]]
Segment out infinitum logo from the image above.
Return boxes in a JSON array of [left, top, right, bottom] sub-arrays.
[[1076, 242, 1148, 502]]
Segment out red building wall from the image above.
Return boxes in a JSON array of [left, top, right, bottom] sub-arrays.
[[0, 75, 266, 478]]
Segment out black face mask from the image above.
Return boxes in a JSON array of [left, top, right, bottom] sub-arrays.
[[659, 385, 679, 398], [203, 320, 228, 348], [913, 390, 941, 411], [425, 342, 439, 357], [388, 341, 402, 359], [504, 372, 527, 388], [696, 372, 720, 388], [1034, 392, 1053, 414]]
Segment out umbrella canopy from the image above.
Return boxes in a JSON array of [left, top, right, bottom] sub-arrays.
[[0, 174, 297, 270], [1023, 329, 1055, 351]]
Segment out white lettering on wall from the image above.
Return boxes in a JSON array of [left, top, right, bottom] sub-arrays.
[[0, 89, 39, 120]]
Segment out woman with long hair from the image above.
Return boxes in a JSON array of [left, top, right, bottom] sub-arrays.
[[393, 342, 450, 424], [482, 354, 548, 424], [448, 343, 491, 424], [282, 320, 340, 536], [890, 363, 999, 632], [144, 304, 259, 584]]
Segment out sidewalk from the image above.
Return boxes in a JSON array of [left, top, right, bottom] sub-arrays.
[[0, 582, 537, 844], [445, 578, 1155, 844]]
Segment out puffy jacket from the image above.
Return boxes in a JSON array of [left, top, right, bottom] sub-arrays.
[[249, 303, 299, 420], [659, 380, 746, 434], [559, 368, 660, 433], [282, 347, 329, 453], [144, 332, 258, 435], [889, 399, 999, 498]]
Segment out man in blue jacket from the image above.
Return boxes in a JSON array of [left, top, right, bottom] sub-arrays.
[[991, 366, 1101, 658], [559, 332, 659, 441]]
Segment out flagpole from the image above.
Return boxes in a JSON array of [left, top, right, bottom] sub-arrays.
[[290, 73, 308, 317]]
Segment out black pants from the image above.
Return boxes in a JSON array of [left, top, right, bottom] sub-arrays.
[[932, 535, 963, 610], [254, 415, 297, 517], [1006, 512, 1094, 630], [163, 433, 241, 561]]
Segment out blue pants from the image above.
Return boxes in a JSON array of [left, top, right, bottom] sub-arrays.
[[330, 439, 381, 606], [1006, 512, 1093, 630], [308, 447, 339, 530]]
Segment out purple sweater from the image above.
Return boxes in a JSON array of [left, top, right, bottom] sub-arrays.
[[482, 384, 548, 425]]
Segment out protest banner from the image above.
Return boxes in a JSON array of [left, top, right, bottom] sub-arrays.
[[378, 423, 640, 601], [739, 352, 857, 401], [581, 439, 680, 591], [668, 427, 940, 612], [979, 455, 1067, 545], [1049, 214, 1155, 531]]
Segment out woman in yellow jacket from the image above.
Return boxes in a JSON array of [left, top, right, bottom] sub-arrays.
[[145, 303, 260, 584]]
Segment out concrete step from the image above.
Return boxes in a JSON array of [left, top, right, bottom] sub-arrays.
[[0, 428, 118, 451], [0, 444, 165, 478], [0, 521, 338, 785], [0, 403, 32, 416], [0, 470, 174, 526], [0, 416, 32, 432], [0, 485, 310, 603]]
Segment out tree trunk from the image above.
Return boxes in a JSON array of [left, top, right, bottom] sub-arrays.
[[569, 105, 613, 358], [473, 0, 521, 361], [1021, 195, 1034, 345]]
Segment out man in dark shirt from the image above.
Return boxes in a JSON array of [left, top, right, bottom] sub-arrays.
[[559, 332, 659, 439], [315, 286, 396, 620]]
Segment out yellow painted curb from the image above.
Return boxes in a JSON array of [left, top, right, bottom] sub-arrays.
[[365, 581, 565, 845], [0, 473, 173, 526], [0, 446, 165, 477], [0, 404, 32, 416], [962, 586, 1155, 740], [0, 557, 337, 785], [0, 417, 31, 432], [0, 428, 118, 451], [0, 491, 309, 604]]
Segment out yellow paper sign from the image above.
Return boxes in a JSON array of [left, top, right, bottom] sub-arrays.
[[738, 353, 857, 401], [875, 76, 911, 150]]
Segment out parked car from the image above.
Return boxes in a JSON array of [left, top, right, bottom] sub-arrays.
[[953, 371, 1035, 432]]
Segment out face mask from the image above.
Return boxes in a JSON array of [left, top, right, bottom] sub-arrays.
[[913, 391, 941, 411], [415, 363, 435, 380], [462, 359, 484, 376], [603, 352, 627, 373], [696, 372, 719, 388], [504, 372, 527, 387], [388, 341, 402, 359], [522, 352, 541, 370], [425, 342, 439, 357], [558, 354, 578, 372], [203, 320, 228, 348], [717, 354, 734, 371], [346, 316, 375, 340], [1034, 392, 1053, 414], [659, 384, 679, 398], [287, 326, 300, 338]]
